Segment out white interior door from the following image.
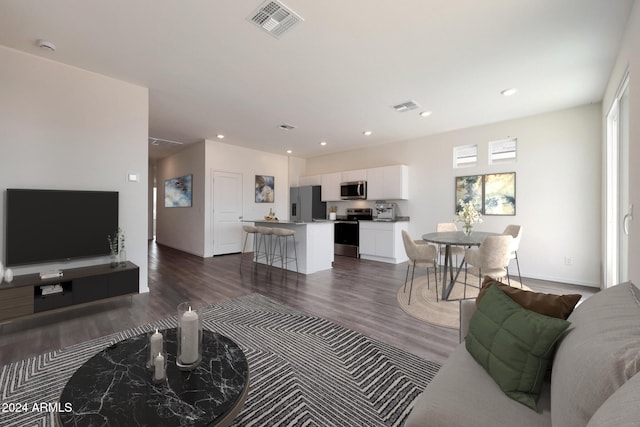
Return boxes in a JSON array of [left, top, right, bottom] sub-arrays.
[[213, 171, 243, 255]]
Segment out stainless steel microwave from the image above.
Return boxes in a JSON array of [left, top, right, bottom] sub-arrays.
[[340, 181, 367, 200]]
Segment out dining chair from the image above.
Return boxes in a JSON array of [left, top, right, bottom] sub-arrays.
[[436, 222, 465, 265], [503, 224, 523, 287], [463, 235, 513, 298], [401, 230, 439, 304]]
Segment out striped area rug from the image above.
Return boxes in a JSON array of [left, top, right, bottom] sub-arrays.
[[0, 293, 439, 426]]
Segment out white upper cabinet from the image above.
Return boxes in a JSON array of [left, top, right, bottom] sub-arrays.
[[320, 172, 342, 201], [341, 169, 367, 182], [299, 175, 322, 186], [366, 165, 408, 200], [304, 165, 408, 201]]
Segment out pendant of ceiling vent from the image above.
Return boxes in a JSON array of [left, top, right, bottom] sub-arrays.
[[149, 137, 184, 147], [392, 100, 421, 112], [248, 0, 304, 38], [279, 123, 296, 131]]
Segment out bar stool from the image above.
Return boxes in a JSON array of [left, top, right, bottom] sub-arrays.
[[255, 226, 274, 266], [270, 228, 298, 273], [240, 225, 259, 268]]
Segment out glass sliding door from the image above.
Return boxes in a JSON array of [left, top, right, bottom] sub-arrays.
[[605, 74, 630, 288]]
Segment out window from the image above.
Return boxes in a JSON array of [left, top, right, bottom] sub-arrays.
[[454, 144, 477, 168], [489, 138, 517, 164]]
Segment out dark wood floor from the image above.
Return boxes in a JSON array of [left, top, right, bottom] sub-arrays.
[[0, 241, 597, 366]]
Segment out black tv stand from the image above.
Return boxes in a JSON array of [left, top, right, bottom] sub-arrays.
[[0, 262, 139, 323]]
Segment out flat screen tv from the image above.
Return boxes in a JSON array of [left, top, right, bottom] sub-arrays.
[[5, 189, 119, 267]]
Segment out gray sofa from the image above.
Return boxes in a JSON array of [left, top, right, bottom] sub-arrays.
[[405, 281, 640, 427]]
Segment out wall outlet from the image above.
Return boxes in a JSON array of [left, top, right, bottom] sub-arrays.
[[564, 256, 573, 266]]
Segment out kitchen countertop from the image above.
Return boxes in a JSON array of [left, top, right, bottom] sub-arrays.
[[361, 216, 410, 223], [247, 217, 410, 224], [247, 219, 329, 225]]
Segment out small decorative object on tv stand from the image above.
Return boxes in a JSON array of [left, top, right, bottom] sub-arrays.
[[107, 227, 127, 268], [40, 270, 63, 280], [4, 268, 14, 283]]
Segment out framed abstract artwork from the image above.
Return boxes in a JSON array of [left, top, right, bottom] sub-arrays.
[[484, 172, 516, 215], [455, 175, 483, 213], [164, 174, 193, 207], [255, 175, 274, 203]]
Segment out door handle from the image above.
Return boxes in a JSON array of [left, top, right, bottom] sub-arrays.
[[624, 204, 634, 236], [624, 214, 633, 235]]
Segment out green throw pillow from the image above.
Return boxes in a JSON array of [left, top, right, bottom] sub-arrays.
[[465, 285, 571, 410]]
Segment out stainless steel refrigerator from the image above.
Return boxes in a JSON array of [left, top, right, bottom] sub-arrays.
[[290, 186, 326, 222]]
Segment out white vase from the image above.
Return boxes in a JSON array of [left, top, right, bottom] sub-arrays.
[[4, 268, 13, 283]]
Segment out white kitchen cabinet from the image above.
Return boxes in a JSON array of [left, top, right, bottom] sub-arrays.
[[299, 175, 322, 186], [366, 165, 408, 200], [359, 220, 409, 264], [321, 172, 342, 201], [341, 169, 367, 182]]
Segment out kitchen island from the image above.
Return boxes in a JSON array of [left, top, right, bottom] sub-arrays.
[[249, 220, 334, 274]]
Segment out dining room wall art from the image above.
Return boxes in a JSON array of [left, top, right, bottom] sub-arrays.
[[255, 175, 274, 203], [455, 172, 516, 215], [484, 172, 516, 215], [164, 174, 193, 207], [455, 175, 483, 213]]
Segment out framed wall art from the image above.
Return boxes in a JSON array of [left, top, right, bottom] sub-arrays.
[[484, 172, 516, 215], [455, 175, 483, 213], [255, 175, 274, 203], [164, 174, 193, 207]]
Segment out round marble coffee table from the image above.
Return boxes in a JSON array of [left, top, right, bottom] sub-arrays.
[[58, 328, 249, 427]]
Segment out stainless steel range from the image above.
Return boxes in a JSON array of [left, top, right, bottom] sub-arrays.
[[334, 208, 373, 258]]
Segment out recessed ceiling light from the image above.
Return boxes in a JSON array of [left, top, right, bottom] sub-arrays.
[[363, 130, 372, 136], [500, 88, 518, 96], [286, 149, 292, 154], [217, 134, 225, 139], [320, 141, 327, 146], [420, 111, 432, 117]]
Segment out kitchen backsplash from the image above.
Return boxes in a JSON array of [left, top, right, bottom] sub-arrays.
[[325, 200, 409, 218]]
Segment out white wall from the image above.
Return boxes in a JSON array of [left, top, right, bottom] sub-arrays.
[[203, 140, 291, 257], [156, 142, 206, 256], [602, 1, 640, 285], [306, 104, 602, 286], [0, 47, 149, 291], [156, 140, 291, 257]]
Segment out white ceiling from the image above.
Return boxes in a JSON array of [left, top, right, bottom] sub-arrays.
[[0, 0, 634, 159]]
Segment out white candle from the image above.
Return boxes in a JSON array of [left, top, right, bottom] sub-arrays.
[[153, 352, 165, 381], [149, 329, 163, 366], [180, 307, 199, 364]]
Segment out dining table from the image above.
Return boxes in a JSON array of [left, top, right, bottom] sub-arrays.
[[422, 231, 502, 301]]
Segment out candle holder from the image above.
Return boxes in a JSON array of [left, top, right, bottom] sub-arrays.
[[147, 329, 165, 370], [176, 302, 202, 370], [152, 350, 167, 384]]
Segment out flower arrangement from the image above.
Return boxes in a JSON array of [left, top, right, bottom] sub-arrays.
[[456, 199, 482, 235]]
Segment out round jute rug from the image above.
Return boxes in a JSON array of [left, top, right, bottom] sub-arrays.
[[396, 273, 526, 329]]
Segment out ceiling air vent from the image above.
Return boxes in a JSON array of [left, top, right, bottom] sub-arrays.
[[392, 100, 421, 113], [148, 137, 184, 147], [248, 0, 303, 38], [279, 123, 296, 131]]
